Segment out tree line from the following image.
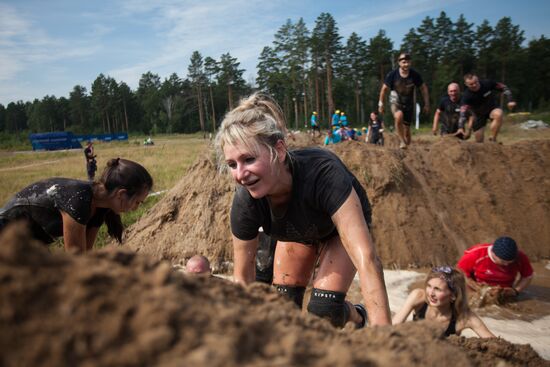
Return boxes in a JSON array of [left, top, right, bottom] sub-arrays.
[[1, 12, 549, 136]]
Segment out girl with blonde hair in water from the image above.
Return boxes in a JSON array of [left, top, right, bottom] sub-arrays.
[[392, 266, 495, 337], [215, 92, 391, 328]]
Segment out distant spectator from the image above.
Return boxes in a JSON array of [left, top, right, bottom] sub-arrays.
[[185, 255, 212, 275], [310, 111, 320, 137], [367, 111, 385, 145], [331, 109, 341, 128], [324, 129, 341, 145], [457, 236, 533, 300], [84, 141, 97, 181], [340, 111, 348, 127]]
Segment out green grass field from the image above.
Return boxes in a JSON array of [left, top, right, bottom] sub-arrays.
[[1, 111, 549, 248], [0, 133, 211, 248]]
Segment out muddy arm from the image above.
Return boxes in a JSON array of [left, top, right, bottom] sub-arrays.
[[61, 211, 87, 252], [232, 234, 258, 285], [465, 311, 496, 338], [332, 188, 391, 326], [392, 288, 424, 324], [514, 275, 533, 293]]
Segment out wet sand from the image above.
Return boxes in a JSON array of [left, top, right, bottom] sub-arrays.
[[346, 261, 550, 360]]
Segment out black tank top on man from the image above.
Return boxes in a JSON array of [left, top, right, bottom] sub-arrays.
[[413, 302, 457, 336], [0, 178, 108, 244], [230, 148, 372, 245], [437, 96, 461, 134]]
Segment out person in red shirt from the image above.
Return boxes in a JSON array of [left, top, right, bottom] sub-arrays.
[[457, 236, 533, 299]]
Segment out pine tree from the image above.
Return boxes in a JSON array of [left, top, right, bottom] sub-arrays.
[[217, 53, 245, 110], [475, 20, 494, 78], [312, 13, 342, 117], [188, 51, 207, 137]]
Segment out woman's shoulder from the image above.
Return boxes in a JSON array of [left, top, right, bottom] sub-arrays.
[[290, 148, 349, 181], [290, 147, 344, 167], [290, 147, 337, 158], [409, 288, 426, 303], [457, 309, 479, 325]]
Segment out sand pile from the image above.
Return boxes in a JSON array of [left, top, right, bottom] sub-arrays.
[[1, 223, 547, 367], [124, 136, 550, 269]]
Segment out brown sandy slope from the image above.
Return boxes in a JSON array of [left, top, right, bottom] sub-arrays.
[[124, 134, 550, 269], [1, 223, 547, 367]]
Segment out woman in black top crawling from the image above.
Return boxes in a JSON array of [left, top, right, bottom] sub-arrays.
[[215, 93, 391, 328], [0, 158, 153, 252], [392, 266, 495, 338]]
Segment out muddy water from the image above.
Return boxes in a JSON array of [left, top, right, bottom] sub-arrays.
[[347, 261, 550, 360], [211, 262, 550, 360]]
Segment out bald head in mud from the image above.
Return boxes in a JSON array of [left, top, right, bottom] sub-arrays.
[[185, 255, 211, 275]]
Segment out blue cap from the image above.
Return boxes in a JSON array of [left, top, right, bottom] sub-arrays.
[[492, 237, 518, 261]]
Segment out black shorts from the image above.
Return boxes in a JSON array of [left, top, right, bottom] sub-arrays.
[[369, 133, 383, 145], [472, 113, 491, 132], [391, 103, 414, 126]]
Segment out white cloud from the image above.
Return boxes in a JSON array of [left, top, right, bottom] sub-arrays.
[[108, 0, 279, 87], [0, 3, 103, 83], [340, 0, 463, 37]]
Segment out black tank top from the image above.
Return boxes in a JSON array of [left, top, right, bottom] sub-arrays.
[[413, 303, 457, 336]]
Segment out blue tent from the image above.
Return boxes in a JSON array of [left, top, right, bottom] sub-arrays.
[[29, 132, 82, 151], [30, 132, 129, 150]]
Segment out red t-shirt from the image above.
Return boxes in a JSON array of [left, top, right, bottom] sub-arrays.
[[457, 243, 534, 287]]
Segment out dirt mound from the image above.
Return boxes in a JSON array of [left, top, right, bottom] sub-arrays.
[[1, 223, 547, 367], [124, 156, 234, 270], [125, 135, 550, 268]]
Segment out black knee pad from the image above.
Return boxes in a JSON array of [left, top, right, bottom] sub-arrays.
[[275, 284, 306, 308], [307, 288, 349, 328]]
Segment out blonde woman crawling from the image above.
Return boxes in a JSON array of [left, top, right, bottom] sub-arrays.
[[215, 93, 391, 328]]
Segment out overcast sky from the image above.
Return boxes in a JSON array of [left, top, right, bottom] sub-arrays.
[[1, 0, 548, 105]]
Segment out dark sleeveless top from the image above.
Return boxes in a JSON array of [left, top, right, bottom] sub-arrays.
[[0, 178, 108, 244], [413, 303, 457, 336]]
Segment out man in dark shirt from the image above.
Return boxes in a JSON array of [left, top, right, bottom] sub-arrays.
[[457, 73, 516, 143], [378, 53, 430, 149], [432, 82, 472, 138]]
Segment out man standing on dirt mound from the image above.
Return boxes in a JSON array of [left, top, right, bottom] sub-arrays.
[[457, 236, 533, 301], [456, 73, 516, 143], [216, 92, 391, 330], [433, 82, 471, 138], [378, 52, 430, 149]]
